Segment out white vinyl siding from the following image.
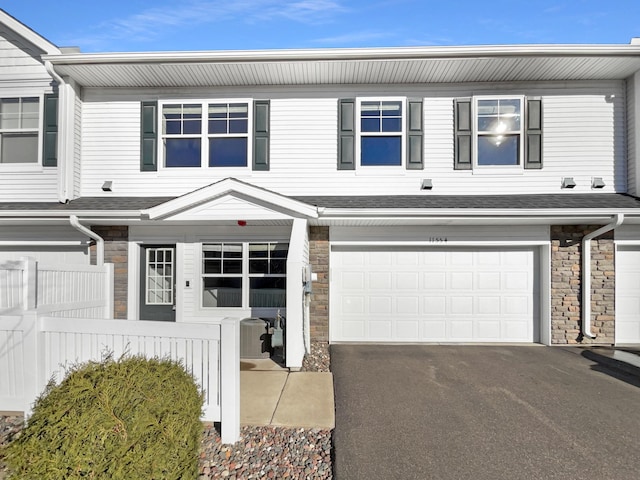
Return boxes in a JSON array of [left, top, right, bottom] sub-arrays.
[[0, 29, 57, 201], [0, 27, 52, 81], [80, 81, 626, 197]]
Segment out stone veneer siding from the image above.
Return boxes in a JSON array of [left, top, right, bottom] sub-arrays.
[[309, 226, 330, 342], [90, 226, 129, 320], [551, 225, 615, 344]]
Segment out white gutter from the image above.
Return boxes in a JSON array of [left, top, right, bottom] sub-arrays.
[[42, 44, 640, 65], [582, 214, 624, 339], [69, 215, 104, 266]]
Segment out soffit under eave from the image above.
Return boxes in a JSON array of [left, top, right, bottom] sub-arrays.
[[49, 55, 640, 88]]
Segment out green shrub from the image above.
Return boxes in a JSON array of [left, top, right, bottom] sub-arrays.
[[3, 354, 204, 479]]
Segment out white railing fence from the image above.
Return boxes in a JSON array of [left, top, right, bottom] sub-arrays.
[[0, 258, 113, 318], [0, 311, 240, 444]]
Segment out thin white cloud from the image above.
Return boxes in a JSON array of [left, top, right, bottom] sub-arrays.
[[62, 0, 349, 50], [259, 0, 348, 24], [313, 31, 394, 45]]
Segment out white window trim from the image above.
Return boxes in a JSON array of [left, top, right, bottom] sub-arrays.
[[199, 241, 288, 311], [158, 98, 253, 170], [0, 94, 44, 172], [472, 95, 525, 175], [355, 97, 406, 170]]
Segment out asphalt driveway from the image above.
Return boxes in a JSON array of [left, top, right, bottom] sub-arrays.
[[331, 345, 640, 480]]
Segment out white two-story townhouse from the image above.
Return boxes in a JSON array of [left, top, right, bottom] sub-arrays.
[[3, 9, 640, 368]]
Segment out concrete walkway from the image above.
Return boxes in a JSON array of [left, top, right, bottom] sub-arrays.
[[240, 359, 335, 429]]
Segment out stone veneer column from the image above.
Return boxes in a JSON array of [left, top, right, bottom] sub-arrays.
[[90, 226, 129, 319], [550, 225, 615, 344], [309, 226, 330, 342]]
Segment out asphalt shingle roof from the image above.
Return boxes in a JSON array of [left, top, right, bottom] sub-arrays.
[[0, 193, 639, 212], [291, 193, 640, 210]]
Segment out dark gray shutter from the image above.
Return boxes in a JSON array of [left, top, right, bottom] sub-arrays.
[[338, 98, 355, 170], [525, 98, 543, 169], [42, 94, 58, 167], [407, 98, 424, 170], [140, 101, 157, 171], [454, 98, 472, 170], [253, 100, 270, 171]]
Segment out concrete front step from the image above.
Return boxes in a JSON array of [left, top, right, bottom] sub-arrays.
[[241, 371, 335, 429]]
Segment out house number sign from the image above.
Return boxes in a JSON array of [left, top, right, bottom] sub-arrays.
[[428, 237, 448, 243]]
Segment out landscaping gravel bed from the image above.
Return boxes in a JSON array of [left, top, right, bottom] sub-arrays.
[[0, 342, 334, 479]]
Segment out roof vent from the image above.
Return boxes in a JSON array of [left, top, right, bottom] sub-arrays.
[[631, 38, 640, 45]]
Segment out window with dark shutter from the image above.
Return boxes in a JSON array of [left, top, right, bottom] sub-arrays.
[[140, 101, 157, 171], [337, 98, 355, 170], [454, 98, 472, 170], [253, 100, 270, 171], [407, 98, 423, 170], [525, 98, 543, 169], [43, 94, 58, 167]]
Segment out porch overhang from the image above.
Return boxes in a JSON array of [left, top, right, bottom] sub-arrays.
[[141, 178, 319, 222]]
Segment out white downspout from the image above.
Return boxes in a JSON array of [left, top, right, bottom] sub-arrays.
[[581, 213, 624, 339], [44, 60, 70, 203], [70, 215, 104, 266]]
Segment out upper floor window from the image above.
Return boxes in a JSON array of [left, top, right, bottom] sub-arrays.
[[338, 97, 423, 171], [454, 96, 542, 171], [475, 97, 523, 167], [0, 97, 39, 164], [161, 101, 250, 168], [359, 100, 403, 166]]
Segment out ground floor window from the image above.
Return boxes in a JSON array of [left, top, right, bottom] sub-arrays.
[[202, 242, 288, 308]]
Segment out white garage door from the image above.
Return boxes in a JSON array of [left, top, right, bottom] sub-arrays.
[[331, 247, 538, 343], [615, 246, 640, 344]]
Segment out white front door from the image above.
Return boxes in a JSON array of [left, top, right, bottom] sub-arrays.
[[615, 246, 640, 344], [331, 247, 538, 343]]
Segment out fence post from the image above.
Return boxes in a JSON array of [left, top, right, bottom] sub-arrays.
[[21, 257, 37, 310], [104, 263, 114, 319], [220, 317, 240, 444], [20, 310, 40, 417]]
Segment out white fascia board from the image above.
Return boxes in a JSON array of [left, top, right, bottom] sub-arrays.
[[0, 10, 60, 55], [43, 44, 640, 65], [0, 211, 141, 219], [143, 178, 318, 220], [318, 208, 640, 218]]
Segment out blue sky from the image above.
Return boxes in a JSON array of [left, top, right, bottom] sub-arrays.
[[5, 1, 640, 52]]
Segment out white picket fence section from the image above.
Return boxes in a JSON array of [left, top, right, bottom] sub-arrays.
[[0, 261, 25, 311], [0, 257, 113, 318], [0, 311, 240, 443]]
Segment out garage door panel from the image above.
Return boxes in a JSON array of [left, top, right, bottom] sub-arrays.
[[397, 296, 419, 314], [332, 247, 537, 343], [450, 296, 473, 315], [477, 320, 500, 339], [450, 272, 473, 289], [370, 296, 392, 314], [478, 296, 501, 315], [396, 272, 419, 290], [616, 247, 640, 344], [396, 320, 419, 339], [341, 296, 365, 314], [369, 271, 391, 289]]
